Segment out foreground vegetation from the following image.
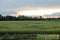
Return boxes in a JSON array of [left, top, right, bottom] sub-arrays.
[[0, 34, 59, 40], [0, 21, 60, 40]]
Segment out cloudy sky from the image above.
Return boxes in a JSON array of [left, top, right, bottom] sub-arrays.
[[0, 0, 60, 16]]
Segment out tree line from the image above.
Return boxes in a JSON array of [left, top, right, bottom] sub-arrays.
[[0, 14, 60, 21]]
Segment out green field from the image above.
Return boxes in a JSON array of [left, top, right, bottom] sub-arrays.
[[0, 21, 60, 40], [0, 21, 60, 33]]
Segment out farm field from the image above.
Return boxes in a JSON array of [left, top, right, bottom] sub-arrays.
[[0, 21, 60, 33], [0, 20, 60, 40]]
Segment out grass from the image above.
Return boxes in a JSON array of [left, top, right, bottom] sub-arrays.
[[37, 34, 59, 40], [0, 20, 60, 34], [0, 20, 60, 40]]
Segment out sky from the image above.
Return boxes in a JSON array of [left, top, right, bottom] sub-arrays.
[[0, 0, 60, 16]]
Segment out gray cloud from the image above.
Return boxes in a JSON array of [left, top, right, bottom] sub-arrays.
[[0, 0, 60, 8], [0, 9, 16, 16], [0, 0, 60, 15]]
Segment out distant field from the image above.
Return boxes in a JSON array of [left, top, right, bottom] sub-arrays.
[[0, 21, 60, 34]]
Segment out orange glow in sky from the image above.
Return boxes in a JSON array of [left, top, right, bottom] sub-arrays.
[[17, 8, 60, 16]]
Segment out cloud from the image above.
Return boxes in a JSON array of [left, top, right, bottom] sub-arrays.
[[0, 0, 60, 16], [0, 0, 60, 9], [0, 9, 17, 16]]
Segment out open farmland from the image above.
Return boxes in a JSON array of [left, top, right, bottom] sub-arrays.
[[0, 21, 60, 33], [0, 21, 60, 40]]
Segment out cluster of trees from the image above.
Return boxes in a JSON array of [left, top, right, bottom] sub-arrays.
[[0, 14, 60, 21]]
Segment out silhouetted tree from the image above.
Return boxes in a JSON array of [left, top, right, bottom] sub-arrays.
[[0, 14, 3, 21], [6, 15, 16, 21], [0, 14, 60, 21], [17, 15, 29, 20]]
